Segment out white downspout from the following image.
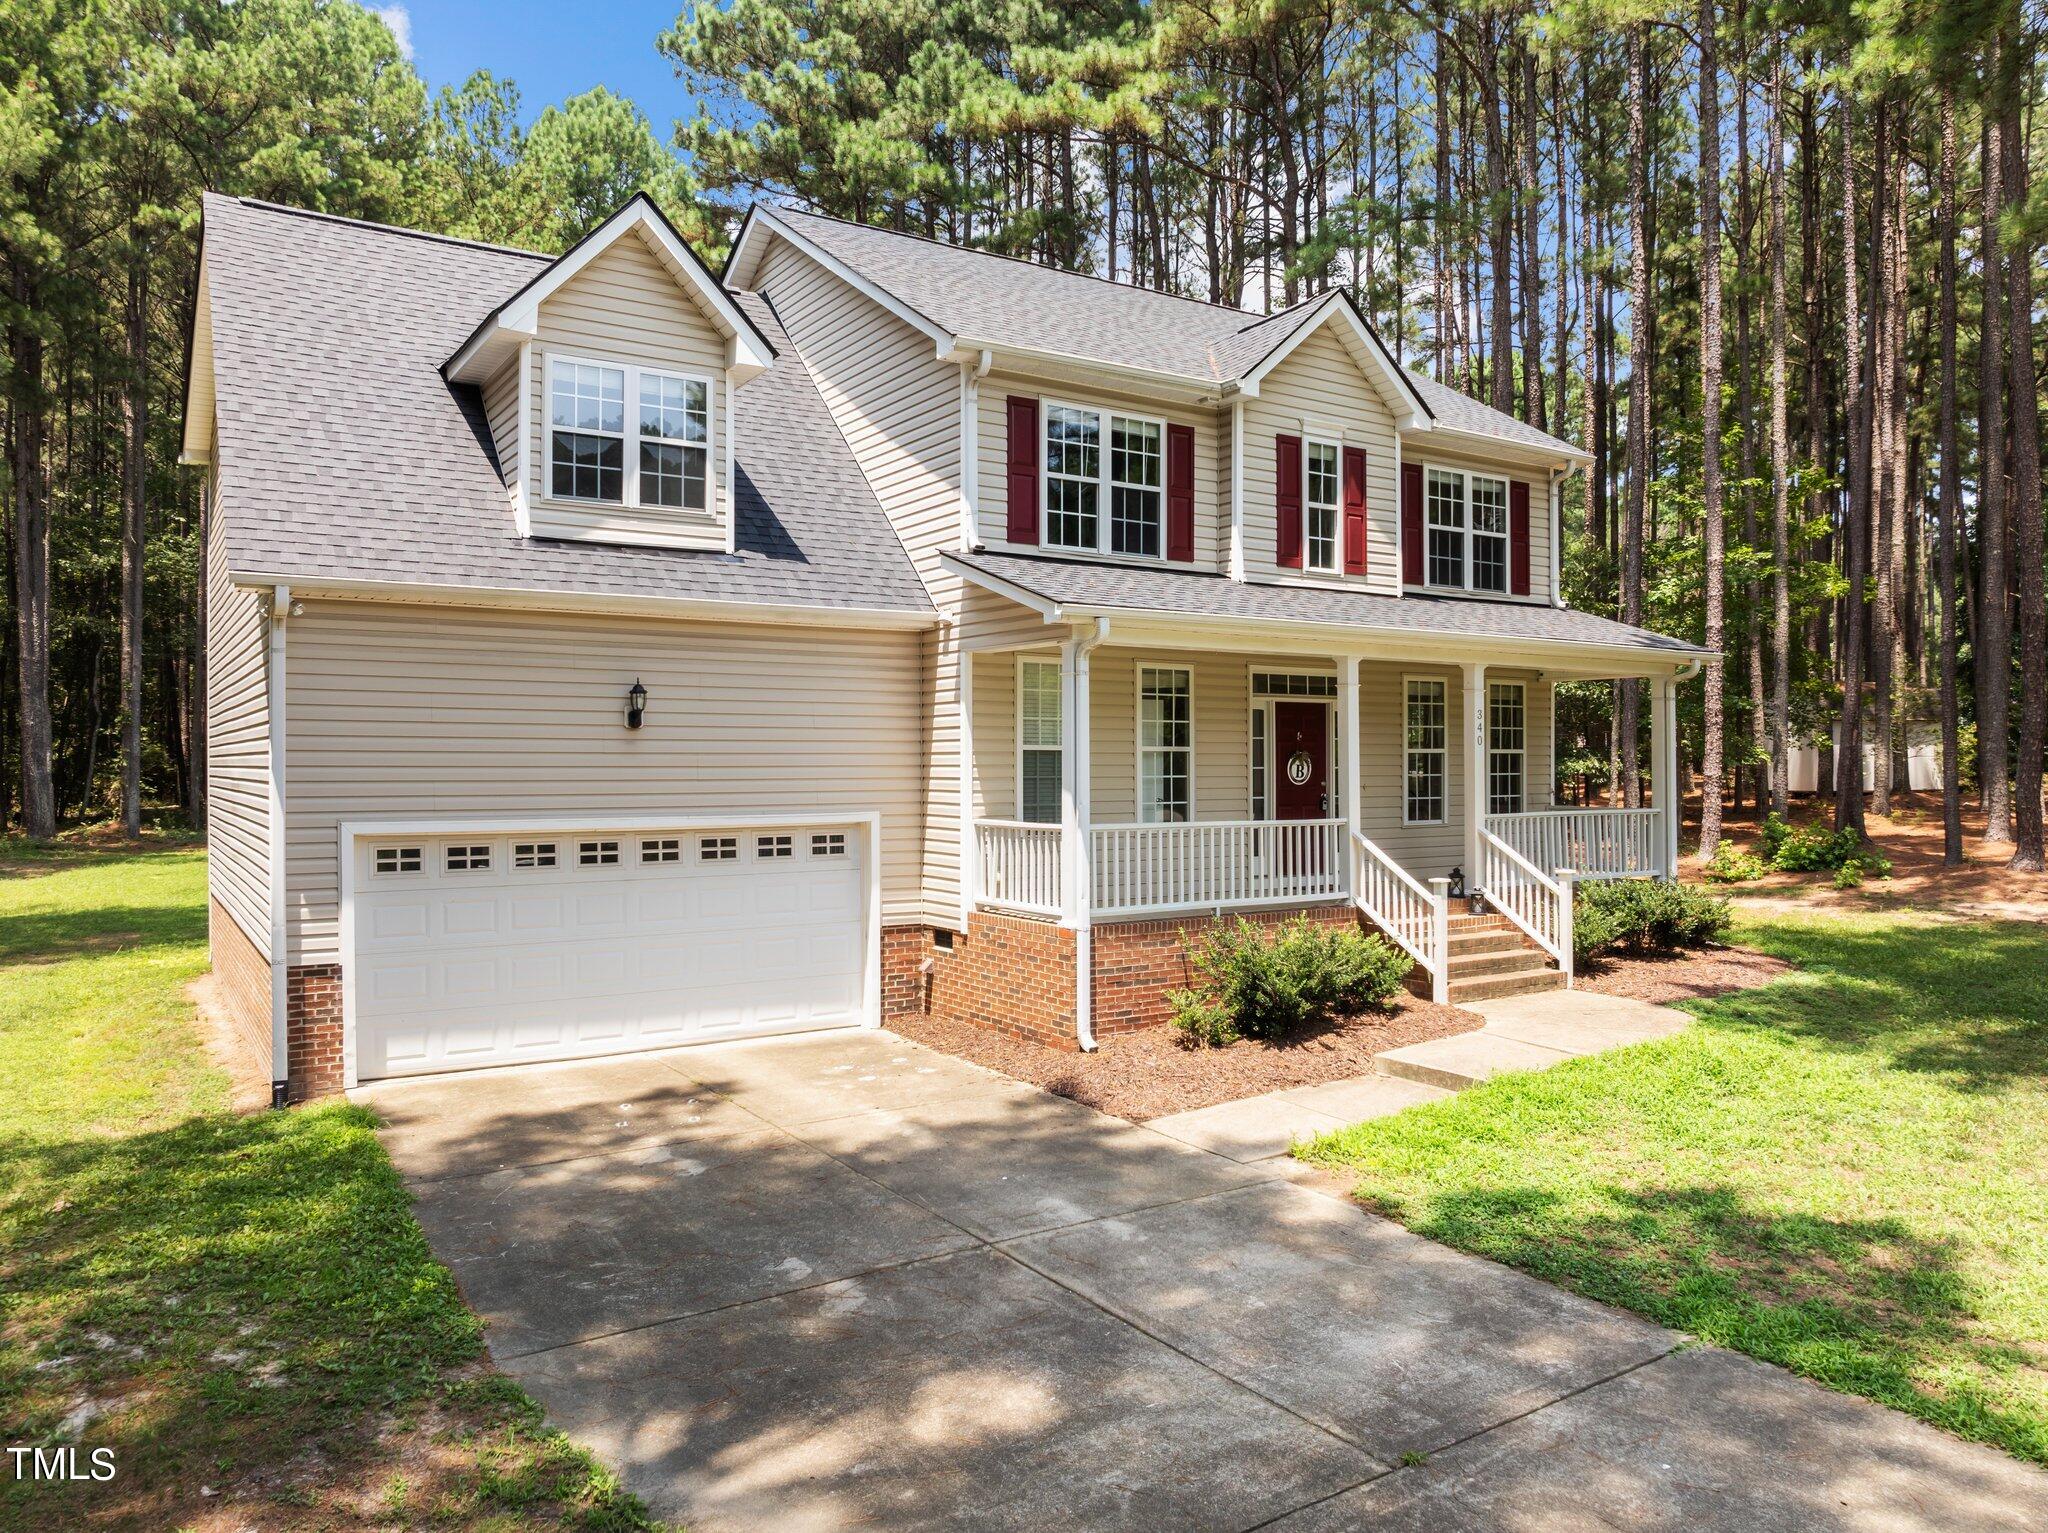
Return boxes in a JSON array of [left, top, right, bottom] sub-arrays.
[[265, 584, 292, 1107], [1228, 399, 1246, 581], [1548, 465, 1569, 608], [958, 350, 990, 551], [1066, 618, 1110, 1050]]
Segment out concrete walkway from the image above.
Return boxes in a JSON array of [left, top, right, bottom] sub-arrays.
[[1149, 988, 1690, 1164], [359, 1030, 2048, 1532]]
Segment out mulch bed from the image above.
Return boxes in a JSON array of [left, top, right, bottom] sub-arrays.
[[889, 993, 1481, 1123], [1576, 944, 1795, 1006]]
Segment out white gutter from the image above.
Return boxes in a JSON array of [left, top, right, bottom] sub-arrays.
[[230, 571, 939, 631], [1067, 617, 1111, 1051], [265, 584, 293, 1107]]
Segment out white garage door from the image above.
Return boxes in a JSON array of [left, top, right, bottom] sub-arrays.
[[352, 824, 868, 1079]]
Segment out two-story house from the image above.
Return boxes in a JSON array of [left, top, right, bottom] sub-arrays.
[[182, 192, 1702, 1103]]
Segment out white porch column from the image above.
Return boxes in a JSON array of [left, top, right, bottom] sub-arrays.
[[1652, 671, 1679, 875], [1060, 628, 1099, 1049], [957, 638, 975, 928], [1461, 660, 1487, 888], [1339, 654, 1362, 893]]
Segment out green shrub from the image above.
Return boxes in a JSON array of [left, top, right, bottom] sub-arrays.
[[1175, 915, 1412, 1043], [1757, 811, 1792, 862], [1703, 841, 1767, 883], [1166, 988, 1239, 1048], [1832, 859, 1866, 890], [1573, 878, 1732, 962], [1765, 818, 1891, 878]]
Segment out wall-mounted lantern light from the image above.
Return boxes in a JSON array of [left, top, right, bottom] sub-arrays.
[[626, 679, 648, 730]]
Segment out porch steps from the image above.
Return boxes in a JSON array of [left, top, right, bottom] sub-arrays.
[[1440, 904, 1565, 1006]]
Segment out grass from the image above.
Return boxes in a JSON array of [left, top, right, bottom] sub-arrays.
[[1299, 910, 2048, 1466], [0, 840, 663, 1530]]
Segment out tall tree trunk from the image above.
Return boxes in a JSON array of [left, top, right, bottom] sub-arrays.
[[1834, 95, 1868, 836], [9, 273, 54, 841], [1518, 41, 1545, 431], [1698, 0, 1727, 857], [1936, 87, 1964, 864], [1766, 47, 1792, 816], [121, 254, 148, 837], [1868, 100, 1896, 817], [1978, 79, 2013, 842], [1620, 23, 1651, 808], [2005, 89, 2044, 869], [1734, 18, 1766, 811]]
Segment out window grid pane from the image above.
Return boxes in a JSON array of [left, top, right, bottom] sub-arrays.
[[1139, 667, 1192, 823], [1471, 475, 1509, 593], [1405, 679, 1447, 823], [1250, 707, 1268, 820], [1488, 682, 1526, 815], [1306, 442, 1340, 572], [638, 374, 709, 510], [1019, 659, 1064, 824], [1044, 406, 1100, 549], [1109, 416, 1162, 557], [1426, 468, 1466, 588]]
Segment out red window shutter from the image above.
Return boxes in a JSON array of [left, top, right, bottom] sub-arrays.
[[1342, 446, 1368, 575], [1510, 479, 1532, 595], [1275, 434, 1303, 569], [1006, 396, 1039, 545], [1165, 423, 1196, 561], [1401, 461, 1425, 585]]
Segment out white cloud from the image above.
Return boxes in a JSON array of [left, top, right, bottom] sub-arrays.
[[372, 5, 414, 61]]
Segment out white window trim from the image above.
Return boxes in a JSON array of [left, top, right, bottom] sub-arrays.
[[1488, 679, 1527, 816], [1041, 398, 1169, 560], [1418, 463, 1513, 596], [1402, 673, 1450, 827], [1016, 654, 1064, 825], [545, 352, 715, 516], [1135, 661, 1195, 824], [1302, 436, 1343, 574]]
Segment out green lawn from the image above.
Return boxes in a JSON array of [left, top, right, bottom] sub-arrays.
[[0, 840, 661, 1531], [1300, 910, 2048, 1465]]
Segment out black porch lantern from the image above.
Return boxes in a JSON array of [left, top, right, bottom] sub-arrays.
[[1448, 865, 1467, 901], [626, 678, 648, 730]]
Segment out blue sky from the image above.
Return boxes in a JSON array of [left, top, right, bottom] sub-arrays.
[[373, 2, 707, 130]]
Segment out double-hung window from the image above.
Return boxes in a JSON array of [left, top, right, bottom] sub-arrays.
[[1044, 403, 1164, 557], [1018, 659, 1064, 824], [549, 356, 710, 512], [1422, 465, 1510, 594], [1404, 678, 1448, 824], [1305, 441, 1340, 572], [1488, 681, 1526, 815], [1139, 666, 1192, 823]]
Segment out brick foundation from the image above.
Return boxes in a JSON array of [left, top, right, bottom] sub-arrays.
[[286, 964, 345, 1101], [886, 913, 1080, 1049], [208, 898, 274, 1074], [1092, 904, 1365, 1035]]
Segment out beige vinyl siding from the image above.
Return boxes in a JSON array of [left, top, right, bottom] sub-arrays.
[[969, 648, 1549, 887], [527, 231, 729, 550], [1401, 440, 1555, 606], [280, 602, 926, 963], [976, 376, 1224, 570], [751, 235, 969, 924], [482, 359, 519, 493], [204, 468, 272, 957], [1242, 326, 1400, 592]]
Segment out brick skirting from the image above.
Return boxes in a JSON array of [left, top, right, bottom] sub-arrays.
[[208, 898, 273, 1075], [1092, 904, 1364, 1035], [286, 965, 345, 1101], [886, 914, 1079, 1049]]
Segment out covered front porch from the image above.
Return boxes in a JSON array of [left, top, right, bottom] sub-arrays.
[[960, 626, 1687, 1002]]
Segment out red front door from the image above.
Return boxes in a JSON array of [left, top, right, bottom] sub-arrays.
[[1274, 702, 1330, 820]]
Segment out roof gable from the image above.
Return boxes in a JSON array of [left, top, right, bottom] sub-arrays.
[[447, 195, 774, 386]]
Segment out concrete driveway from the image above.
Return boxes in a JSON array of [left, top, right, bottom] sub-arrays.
[[359, 1030, 2048, 1532]]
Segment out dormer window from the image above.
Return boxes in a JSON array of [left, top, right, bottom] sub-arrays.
[[548, 355, 710, 512], [1304, 441, 1340, 573], [1044, 402, 1163, 557]]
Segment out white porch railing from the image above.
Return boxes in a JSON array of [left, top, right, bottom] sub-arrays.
[[1486, 808, 1663, 881], [1478, 826, 1574, 982], [1352, 831, 1449, 1003], [974, 820, 1064, 916], [1091, 818, 1348, 918]]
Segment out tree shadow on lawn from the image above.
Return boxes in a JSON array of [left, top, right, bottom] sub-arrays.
[[1694, 917, 2048, 1093], [0, 1105, 651, 1530], [1385, 1178, 2046, 1463]]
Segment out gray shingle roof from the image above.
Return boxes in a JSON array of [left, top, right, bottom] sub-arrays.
[[199, 194, 932, 617], [763, 208, 1580, 458], [949, 551, 1706, 658]]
